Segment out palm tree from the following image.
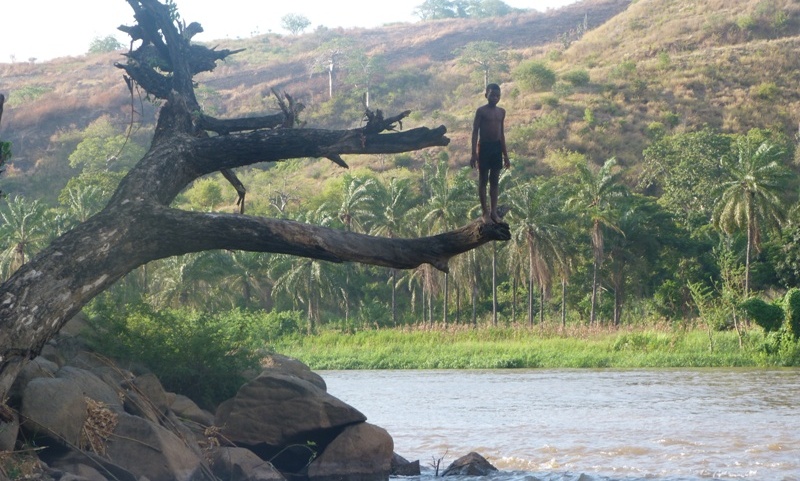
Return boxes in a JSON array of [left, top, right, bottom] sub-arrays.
[[566, 158, 628, 324], [508, 179, 569, 327], [147, 250, 234, 309], [414, 161, 473, 325], [61, 184, 106, 225], [0, 196, 50, 279], [605, 194, 683, 325], [273, 204, 338, 333], [370, 177, 414, 326], [338, 173, 377, 233], [713, 139, 790, 297]]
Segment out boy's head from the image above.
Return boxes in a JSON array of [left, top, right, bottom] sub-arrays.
[[485, 83, 501, 104]]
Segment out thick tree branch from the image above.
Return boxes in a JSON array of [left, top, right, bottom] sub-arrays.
[[152, 208, 511, 273], [187, 125, 449, 175]]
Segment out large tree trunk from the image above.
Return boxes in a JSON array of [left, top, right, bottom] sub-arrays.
[[0, 0, 510, 400]]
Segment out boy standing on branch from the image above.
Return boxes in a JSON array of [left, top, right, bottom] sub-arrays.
[[471, 83, 510, 224]]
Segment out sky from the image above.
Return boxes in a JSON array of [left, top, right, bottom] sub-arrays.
[[0, 0, 580, 63]]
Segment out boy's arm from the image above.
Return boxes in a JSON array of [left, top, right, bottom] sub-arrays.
[[470, 109, 481, 168], [501, 109, 510, 168]]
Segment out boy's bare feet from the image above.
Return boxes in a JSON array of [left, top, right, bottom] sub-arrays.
[[490, 211, 502, 224], [482, 212, 494, 224]]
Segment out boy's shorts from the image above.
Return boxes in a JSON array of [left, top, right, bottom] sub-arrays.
[[478, 141, 503, 171]]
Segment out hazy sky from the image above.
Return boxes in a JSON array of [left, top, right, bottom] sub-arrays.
[[1, 0, 580, 62]]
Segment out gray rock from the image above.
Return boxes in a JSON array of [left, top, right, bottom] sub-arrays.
[[171, 394, 215, 427], [260, 354, 326, 390], [20, 378, 88, 445], [442, 451, 498, 476], [56, 366, 123, 410], [0, 408, 19, 451], [391, 453, 421, 476], [210, 447, 286, 481], [103, 412, 209, 481], [217, 372, 366, 446], [9, 356, 58, 404], [307, 423, 393, 481]]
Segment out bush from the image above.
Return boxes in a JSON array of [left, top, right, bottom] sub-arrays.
[[84, 302, 271, 408], [562, 69, 590, 87], [513, 60, 556, 92], [739, 297, 784, 332], [784, 288, 800, 339]]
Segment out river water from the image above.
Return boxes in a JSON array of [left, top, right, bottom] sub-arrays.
[[320, 369, 800, 481]]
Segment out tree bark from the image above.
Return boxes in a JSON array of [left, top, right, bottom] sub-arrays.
[[0, 0, 510, 399]]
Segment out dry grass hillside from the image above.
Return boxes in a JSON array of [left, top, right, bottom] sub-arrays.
[[0, 0, 798, 199]]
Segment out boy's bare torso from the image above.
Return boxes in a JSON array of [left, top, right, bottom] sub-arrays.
[[476, 104, 505, 143]]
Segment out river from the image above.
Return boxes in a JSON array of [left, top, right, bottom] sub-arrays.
[[320, 369, 800, 481]]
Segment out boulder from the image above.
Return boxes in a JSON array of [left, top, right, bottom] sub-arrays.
[[442, 452, 498, 476], [0, 407, 18, 451], [307, 423, 393, 481], [261, 354, 326, 390], [103, 412, 209, 481], [210, 447, 286, 481], [171, 394, 215, 427], [391, 453, 421, 476], [217, 372, 366, 446], [20, 378, 88, 445], [8, 356, 58, 405], [127, 372, 170, 414], [56, 366, 123, 411], [43, 450, 138, 481]]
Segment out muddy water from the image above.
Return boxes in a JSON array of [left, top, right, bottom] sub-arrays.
[[321, 369, 800, 480]]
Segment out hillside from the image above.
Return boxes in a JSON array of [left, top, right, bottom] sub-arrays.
[[1, 0, 799, 201]]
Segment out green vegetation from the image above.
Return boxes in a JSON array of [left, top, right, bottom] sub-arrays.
[[272, 325, 795, 370]]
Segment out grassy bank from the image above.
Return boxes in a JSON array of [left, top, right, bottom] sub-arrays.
[[272, 324, 800, 370]]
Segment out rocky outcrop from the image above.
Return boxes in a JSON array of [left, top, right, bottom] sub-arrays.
[[442, 451, 499, 476], [2, 329, 414, 481]]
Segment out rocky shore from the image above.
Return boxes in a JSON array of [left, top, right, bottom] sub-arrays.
[[0, 319, 498, 481]]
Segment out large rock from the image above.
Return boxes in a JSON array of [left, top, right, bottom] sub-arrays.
[[20, 378, 88, 445], [391, 453, 421, 476], [217, 372, 366, 446], [307, 423, 393, 481], [261, 354, 326, 390], [56, 366, 123, 411], [0, 408, 18, 451], [210, 447, 286, 481], [104, 412, 209, 481], [9, 356, 58, 405], [442, 451, 498, 476], [43, 450, 138, 481], [171, 394, 215, 427]]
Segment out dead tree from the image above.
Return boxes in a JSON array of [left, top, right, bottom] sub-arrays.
[[0, 0, 509, 399]]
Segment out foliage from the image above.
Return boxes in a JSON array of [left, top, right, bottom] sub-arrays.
[[513, 60, 556, 92], [784, 288, 800, 339], [83, 302, 279, 408], [273, 324, 777, 369], [455, 41, 509, 88], [414, 0, 517, 20], [280, 14, 311, 35], [561, 69, 590, 86], [88, 35, 123, 54], [739, 297, 783, 332]]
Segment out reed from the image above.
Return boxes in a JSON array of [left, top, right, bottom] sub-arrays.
[[272, 325, 780, 370]]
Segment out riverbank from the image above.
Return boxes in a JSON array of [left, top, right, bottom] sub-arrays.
[[272, 324, 799, 369]]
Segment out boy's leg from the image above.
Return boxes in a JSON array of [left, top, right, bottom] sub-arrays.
[[478, 167, 490, 222], [489, 167, 501, 223]]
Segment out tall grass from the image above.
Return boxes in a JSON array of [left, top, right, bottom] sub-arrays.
[[272, 324, 785, 370]]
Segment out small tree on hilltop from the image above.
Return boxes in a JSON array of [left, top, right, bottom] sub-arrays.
[[281, 13, 311, 35], [89, 35, 124, 54]]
